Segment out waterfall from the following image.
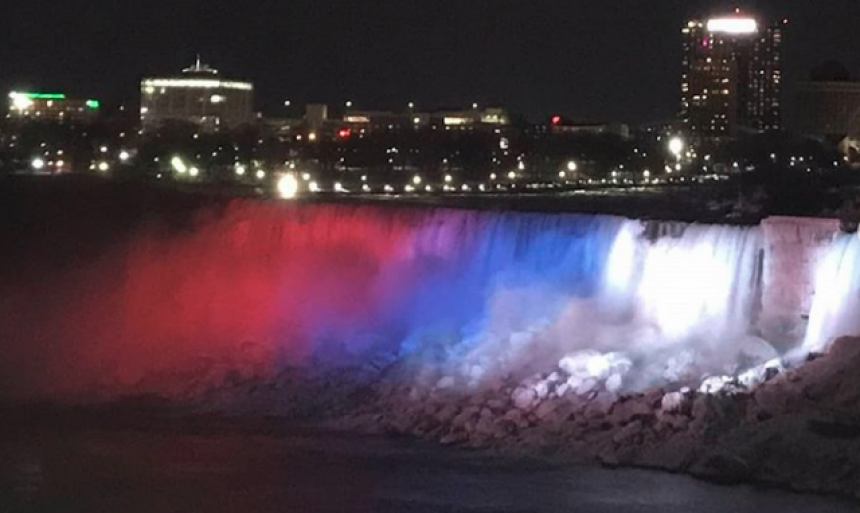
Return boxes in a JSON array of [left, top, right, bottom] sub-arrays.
[[1, 198, 856, 400], [804, 232, 860, 353]]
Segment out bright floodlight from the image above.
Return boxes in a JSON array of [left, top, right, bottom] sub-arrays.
[[567, 160, 578, 172], [412, 175, 422, 185], [189, 167, 199, 177], [277, 173, 300, 199], [707, 18, 758, 34], [668, 137, 685, 157], [31, 157, 45, 170], [11, 93, 34, 111], [256, 170, 266, 179], [119, 150, 130, 162], [98, 162, 110, 172], [235, 165, 246, 176], [308, 181, 320, 193], [171, 156, 187, 174]]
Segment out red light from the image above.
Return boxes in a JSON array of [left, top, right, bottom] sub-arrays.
[[338, 128, 351, 139], [551, 116, 562, 125]]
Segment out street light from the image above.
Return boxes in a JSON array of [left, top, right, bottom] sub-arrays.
[[668, 137, 685, 158], [277, 173, 300, 199]]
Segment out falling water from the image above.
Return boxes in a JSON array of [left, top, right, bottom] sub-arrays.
[[803, 232, 860, 353], [0, 199, 856, 400]]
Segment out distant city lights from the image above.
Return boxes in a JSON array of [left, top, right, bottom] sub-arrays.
[[277, 173, 300, 199], [171, 156, 188, 174], [668, 137, 685, 157]]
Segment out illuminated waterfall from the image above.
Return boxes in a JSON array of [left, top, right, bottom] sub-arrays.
[[804, 232, 860, 353], [0, 199, 857, 400]]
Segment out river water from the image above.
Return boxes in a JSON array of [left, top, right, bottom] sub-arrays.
[[0, 416, 855, 513]]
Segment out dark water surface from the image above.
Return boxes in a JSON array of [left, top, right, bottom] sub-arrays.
[[0, 415, 856, 513]]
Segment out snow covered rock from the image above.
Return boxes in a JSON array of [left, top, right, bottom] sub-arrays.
[[512, 387, 538, 410], [660, 391, 691, 415]]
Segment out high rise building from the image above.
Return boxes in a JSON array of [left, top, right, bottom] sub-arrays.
[[680, 13, 787, 147], [141, 58, 254, 132]]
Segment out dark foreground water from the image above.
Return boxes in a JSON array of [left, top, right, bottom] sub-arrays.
[[0, 415, 856, 513]]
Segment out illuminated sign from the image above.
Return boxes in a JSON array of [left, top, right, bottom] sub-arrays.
[[706, 18, 758, 34], [344, 115, 371, 123], [10, 92, 66, 100], [141, 79, 253, 91], [444, 117, 470, 126]]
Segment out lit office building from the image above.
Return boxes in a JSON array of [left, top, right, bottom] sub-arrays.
[[680, 13, 787, 147], [7, 91, 100, 123], [141, 58, 254, 132]]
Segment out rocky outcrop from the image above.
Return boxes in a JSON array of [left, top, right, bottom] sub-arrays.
[[329, 336, 860, 500]]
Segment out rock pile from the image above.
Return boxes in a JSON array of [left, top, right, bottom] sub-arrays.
[[333, 337, 860, 499]]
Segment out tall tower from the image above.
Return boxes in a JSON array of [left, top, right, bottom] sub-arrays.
[[680, 13, 786, 148]]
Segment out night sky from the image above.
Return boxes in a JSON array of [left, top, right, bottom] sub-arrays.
[[2, 0, 858, 122]]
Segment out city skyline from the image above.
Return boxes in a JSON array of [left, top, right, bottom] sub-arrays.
[[1, 0, 859, 123]]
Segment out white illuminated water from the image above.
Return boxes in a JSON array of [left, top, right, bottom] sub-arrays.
[[804, 232, 860, 353], [433, 218, 771, 391]]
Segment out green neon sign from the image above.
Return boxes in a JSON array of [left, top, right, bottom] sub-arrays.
[[86, 99, 100, 109], [19, 92, 67, 100]]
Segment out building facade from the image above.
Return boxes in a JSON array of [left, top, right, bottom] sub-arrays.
[[792, 81, 860, 139], [680, 14, 786, 147], [7, 92, 100, 123], [141, 59, 254, 132]]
